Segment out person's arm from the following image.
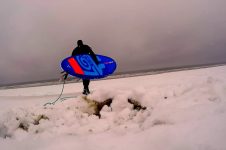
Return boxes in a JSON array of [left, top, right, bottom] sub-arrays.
[[71, 47, 78, 56], [89, 48, 99, 64]]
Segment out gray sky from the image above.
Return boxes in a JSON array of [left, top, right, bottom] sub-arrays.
[[1, 0, 226, 85]]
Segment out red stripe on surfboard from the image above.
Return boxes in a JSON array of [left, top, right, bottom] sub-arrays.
[[68, 57, 84, 75]]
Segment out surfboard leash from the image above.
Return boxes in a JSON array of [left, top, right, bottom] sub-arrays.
[[43, 78, 81, 106], [43, 80, 66, 106]]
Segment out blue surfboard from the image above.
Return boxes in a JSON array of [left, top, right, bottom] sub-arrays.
[[61, 54, 117, 79]]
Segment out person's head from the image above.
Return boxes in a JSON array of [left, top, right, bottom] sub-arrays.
[[77, 40, 83, 47]]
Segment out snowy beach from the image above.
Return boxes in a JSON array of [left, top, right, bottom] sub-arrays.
[[0, 65, 226, 150]]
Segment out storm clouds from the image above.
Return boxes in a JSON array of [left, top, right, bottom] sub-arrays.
[[1, 0, 226, 85]]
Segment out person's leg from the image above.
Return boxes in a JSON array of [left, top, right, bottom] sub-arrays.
[[86, 79, 90, 93], [83, 79, 90, 94]]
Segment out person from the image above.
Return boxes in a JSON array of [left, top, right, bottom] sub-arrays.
[[66, 40, 98, 95]]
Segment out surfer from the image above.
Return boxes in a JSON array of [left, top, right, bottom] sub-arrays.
[[63, 40, 98, 95]]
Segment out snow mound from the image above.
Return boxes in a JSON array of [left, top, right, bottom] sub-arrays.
[[0, 90, 153, 139]]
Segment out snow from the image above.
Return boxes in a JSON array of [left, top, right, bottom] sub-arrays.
[[0, 66, 226, 150]]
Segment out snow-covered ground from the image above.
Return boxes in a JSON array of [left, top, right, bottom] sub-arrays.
[[0, 66, 226, 150]]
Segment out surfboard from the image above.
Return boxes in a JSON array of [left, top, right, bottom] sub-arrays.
[[61, 54, 117, 79]]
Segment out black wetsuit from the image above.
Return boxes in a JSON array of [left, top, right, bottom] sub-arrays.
[[71, 44, 98, 94]]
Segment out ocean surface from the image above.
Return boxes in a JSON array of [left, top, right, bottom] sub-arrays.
[[1, 63, 226, 90]]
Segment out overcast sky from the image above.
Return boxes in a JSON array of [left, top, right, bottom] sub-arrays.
[[0, 0, 226, 85]]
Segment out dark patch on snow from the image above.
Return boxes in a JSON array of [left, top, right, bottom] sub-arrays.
[[128, 98, 147, 111]]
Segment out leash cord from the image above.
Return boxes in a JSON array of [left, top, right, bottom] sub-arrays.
[[43, 80, 65, 106], [43, 78, 81, 106]]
